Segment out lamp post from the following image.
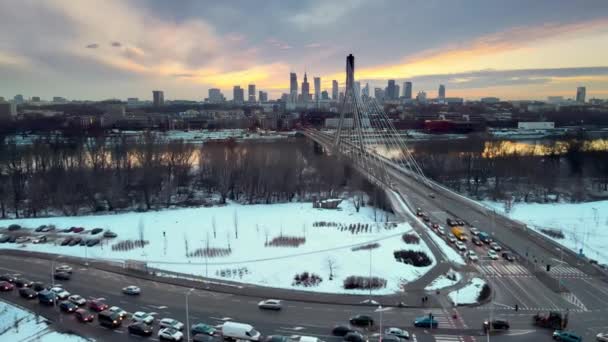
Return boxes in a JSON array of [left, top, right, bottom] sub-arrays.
[[185, 288, 195, 341], [375, 306, 391, 342]]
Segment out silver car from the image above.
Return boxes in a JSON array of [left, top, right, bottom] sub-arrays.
[[258, 299, 282, 310], [385, 327, 410, 340]]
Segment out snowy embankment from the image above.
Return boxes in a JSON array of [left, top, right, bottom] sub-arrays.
[[0, 200, 436, 295], [448, 277, 486, 306], [425, 269, 462, 291], [484, 200, 608, 265], [0, 300, 88, 341]]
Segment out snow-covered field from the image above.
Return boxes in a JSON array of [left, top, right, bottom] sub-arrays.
[[0, 300, 89, 341], [484, 200, 608, 265], [448, 277, 486, 306], [0, 200, 436, 294], [425, 269, 462, 291]]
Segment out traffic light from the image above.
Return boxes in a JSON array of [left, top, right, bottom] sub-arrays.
[[546, 264, 551, 272]]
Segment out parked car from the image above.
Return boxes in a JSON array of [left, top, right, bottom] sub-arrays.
[[191, 323, 217, 336], [502, 252, 516, 262], [8, 235, 17, 243], [132, 311, 155, 325], [8, 224, 21, 231], [68, 294, 87, 306], [54, 272, 71, 281], [343, 332, 366, 342], [193, 334, 220, 342], [19, 287, 38, 299], [0, 235, 10, 243], [467, 251, 479, 262], [88, 299, 109, 312], [103, 231, 118, 238], [597, 332, 608, 342], [108, 306, 128, 320], [40, 225, 55, 232], [332, 325, 353, 336], [414, 316, 438, 328], [122, 285, 141, 295], [262, 336, 291, 342], [59, 300, 78, 313], [32, 235, 47, 244], [35, 225, 47, 232], [258, 299, 282, 310], [552, 330, 582, 342], [385, 327, 410, 340], [68, 237, 82, 246], [72, 227, 85, 233], [490, 242, 502, 251], [60, 237, 72, 246], [488, 250, 499, 260], [349, 314, 374, 327], [86, 239, 100, 247], [50, 286, 70, 299], [15, 236, 31, 244], [159, 327, 183, 341], [381, 335, 402, 342], [75, 309, 95, 323], [160, 318, 184, 330], [56, 265, 73, 273], [91, 228, 104, 235], [0, 281, 14, 291], [129, 322, 154, 336]]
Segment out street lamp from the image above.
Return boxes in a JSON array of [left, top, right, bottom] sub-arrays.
[[185, 288, 195, 341], [375, 306, 391, 342]]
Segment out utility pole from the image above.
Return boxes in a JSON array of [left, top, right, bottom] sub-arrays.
[[185, 288, 195, 341]]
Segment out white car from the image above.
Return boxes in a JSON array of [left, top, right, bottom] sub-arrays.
[[597, 332, 608, 342], [160, 318, 184, 330], [159, 327, 183, 341], [470, 227, 480, 236], [132, 311, 154, 325], [122, 285, 141, 295], [55, 265, 73, 273], [455, 241, 467, 251], [32, 235, 47, 244], [258, 299, 282, 310], [68, 294, 86, 306], [108, 306, 128, 320], [50, 286, 70, 300], [467, 251, 479, 262], [385, 327, 410, 340], [488, 250, 499, 260], [437, 227, 445, 236], [490, 242, 502, 251], [447, 235, 457, 243]]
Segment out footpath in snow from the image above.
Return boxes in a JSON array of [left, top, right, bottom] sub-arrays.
[[0, 300, 88, 341], [448, 277, 486, 306], [484, 200, 608, 265], [0, 200, 437, 295]]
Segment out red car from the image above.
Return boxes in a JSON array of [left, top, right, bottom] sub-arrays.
[[88, 299, 108, 312], [75, 309, 95, 323], [72, 227, 85, 233], [0, 281, 14, 291]]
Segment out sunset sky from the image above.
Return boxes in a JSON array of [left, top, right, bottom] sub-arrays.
[[1, 0, 607, 101]]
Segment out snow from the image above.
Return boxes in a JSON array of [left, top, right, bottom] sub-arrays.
[[425, 269, 462, 291], [448, 277, 486, 305], [427, 230, 466, 266], [484, 200, 608, 265], [0, 200, 436, 295], [0, 299, 89, 341]]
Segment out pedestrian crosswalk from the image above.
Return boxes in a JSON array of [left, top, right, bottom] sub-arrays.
[[433, 335, 465, 342], [476, 263, 590, 279], [427, 310, 456, 328], [474, 305, 586, 313], [561, 292, 588, 311], [549, 265, 590, 278]]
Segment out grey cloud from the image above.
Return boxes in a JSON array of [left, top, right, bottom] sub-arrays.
[[111, 41, 121, 47], [86, 44, 99, 49]]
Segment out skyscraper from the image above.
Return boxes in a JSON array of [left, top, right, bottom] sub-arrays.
[[321, 90, 329, 100], [387, 80, 396, 100], [395, 85, 400, 99], [576, 86, 586, 103], [301, 73, 310, 103], [354, 81, 361, 97], [13, 94, 24, 104], [152, 90, 164, 106], [208, 88, 225, 103], [290, 72, 298, 102], [374, 87, 385, 101], [362, 83, 370, 97], [314, 77, 321, 105], [233, 86, 244, 103], [404, 82, 412, 99], [248, 84, 256, 103], [259, 91, 268, 102], [416, 91, 427, 103], [332, 80, 339, 100], [438, 84, 446, 100], [346, 54, 355, 92]]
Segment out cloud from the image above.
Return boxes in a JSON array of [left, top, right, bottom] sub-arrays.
[[86, 43, 99, 49], [266, 38, 292, 50], [305, 43, 322, 48], [288, 0, 363, 29], [111, 41, 121, 47]]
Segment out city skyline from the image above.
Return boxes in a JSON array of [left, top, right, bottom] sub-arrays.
[[1, 0, 607, 101]]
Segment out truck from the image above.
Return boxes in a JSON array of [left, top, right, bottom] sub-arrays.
[[451, 227, 468, 241], [478, 232, 493, 244], [533, 311, 567, 329]]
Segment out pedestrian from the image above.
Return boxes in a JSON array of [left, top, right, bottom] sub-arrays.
[[515, 304, 518, 311]]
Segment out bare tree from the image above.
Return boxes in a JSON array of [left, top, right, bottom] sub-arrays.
[[325, 257, 338, 280], [233, 209, 239, 239], [212, 215, 217, 239]]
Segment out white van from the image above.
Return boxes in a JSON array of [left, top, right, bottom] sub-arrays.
[[221, 322, 261, 341], [300, 336, 324, 342]]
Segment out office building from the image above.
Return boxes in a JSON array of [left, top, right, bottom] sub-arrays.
[[208, 88, 225, 103], [0, 101, 17, 120], [354, 81, 361, 97], [152, 90, 164, 106], [438, 84, 446, 100], [403, 82, 412, 99], [576, 86, 586, 103], [362, 83, 370, 97], [332, 80, 339, 100], [314, 77, 321, 105], [395, 85, 400, 99], [374, 87, 385, 101], [321, 90, 329, 100], [259, 91, 268, 103], [416, 91, 427, 103], [387, 80, 396, 100], [290, 72, 298, 102], [31, 96, 41, 102], [301, 73, 310, 103], [480, 97, 500, 104], [233, 86, 245, 103], [248, 84, 256, 103], [53, 96, 67, 103], [13, 94, 24, 104], [346, 54, 355, 92]]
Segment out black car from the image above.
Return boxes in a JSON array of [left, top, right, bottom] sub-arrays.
[[8, 235, 17, 243], [14, 278, 34, 288], [32, 282, 47, 292], [128, 322, 153, 336], [343, 332, 366, 342], [0, 274, 16, 283], [332, 325, 354, 336], [19, 287, 37, 299], [35, 225, 47, 232], [68, 237, 82, 246], [471, 236, 482, 246], [59, 300, 78, 313], [484, 319, 510, 330], [54, 272, 71, 281], [8, 224, 21, 231], [60, 237, 72, 246], [103, 231, 117, 238], [0, 235, 10, 243], [91, 228, 103, 235], [501, 252, 515, 262], [349, 314, 374, 327], [86, 239, 100, 247]]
